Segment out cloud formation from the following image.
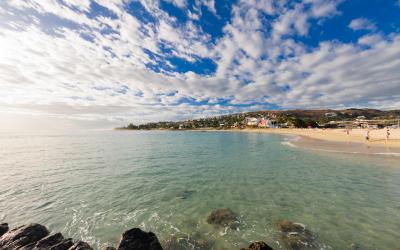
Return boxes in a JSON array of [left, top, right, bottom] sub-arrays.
[[0, 0, 399, 127], [349, 18, 376, 31]]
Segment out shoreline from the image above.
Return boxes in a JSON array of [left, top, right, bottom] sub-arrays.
[[188, 128, 400, 149], [116, 127, 400, 156]]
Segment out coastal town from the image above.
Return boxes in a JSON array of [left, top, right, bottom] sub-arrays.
[[119, 109, 400, 131]]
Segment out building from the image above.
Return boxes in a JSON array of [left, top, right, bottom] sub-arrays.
[[325, 112, 337, 117], [258, 118, 267, 128], [356, 116, 366, 120], [245, 117, 259, 126], [258, 118, 275, 128]]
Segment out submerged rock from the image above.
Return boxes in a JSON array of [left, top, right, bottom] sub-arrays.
[[101, 246, 116, 250], [0, 223, 9, 237], [240, 241, 274, 250], [163, 234, 213, 250], [175, 190, 194, 199], [0, 223, 49, 250], [207, 208, 238, 228], [277, 220, 314, 249], [117, 228, 163, 250], [69, 240, 94, 250]]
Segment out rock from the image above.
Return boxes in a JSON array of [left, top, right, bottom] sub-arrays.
[[117, 228, 163, 250], [101, 246, 116, 250], [277, 220, 314, 249], [206, 208, 238, 228], [175, 190, 194, 199], [0, 223, 49, 250], [0, 223, 9, 237], [48, 238, 74, 250], [26, 232, 64, 249], [240, 241, 274, 250], [68, 240, 94, 250], [163, 234, 213, 250]]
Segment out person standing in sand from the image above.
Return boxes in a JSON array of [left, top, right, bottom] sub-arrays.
[[364, 129, 370, 142], [386, 127, 390, 143]]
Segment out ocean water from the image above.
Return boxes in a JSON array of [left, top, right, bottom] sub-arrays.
[[0, 131, 399, 250]]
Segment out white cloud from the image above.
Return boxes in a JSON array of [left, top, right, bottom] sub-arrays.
[[310, 0, 341, 17], [62, 0, 91, 12], [203, 0, 217, 15], [0, 0, 399, 128], [349, 18, 376, 31], [166, 0, 187, 8]]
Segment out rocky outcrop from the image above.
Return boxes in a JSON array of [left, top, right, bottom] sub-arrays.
[[0, 223, 9, 237], [240, 241, 274, 250], [0, 223, 49, 250], [69, 241, 93, 250], [0, 224, 92, 250], [117, 228, 163, 250], [0, 222, 283, 250], [27, 233, 65, 249], [0, 223, 168, 250], [277, 220, 314, 249], [48, 238, 74, 250], [206, 208, 238, 228], [101, 246, 116, 250]]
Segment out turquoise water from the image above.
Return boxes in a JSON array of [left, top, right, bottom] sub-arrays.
[[0, 131, 399, 249]]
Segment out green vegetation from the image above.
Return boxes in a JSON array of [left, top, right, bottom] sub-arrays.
[[117, 108, 400, 130]]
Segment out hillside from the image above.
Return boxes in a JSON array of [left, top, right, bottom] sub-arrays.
[[119, 109, 400, 130]]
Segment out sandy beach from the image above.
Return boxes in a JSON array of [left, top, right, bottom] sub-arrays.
[[192, 128, 400, 152], [243, 128, 400, 148], [203, 127, 400, 157]]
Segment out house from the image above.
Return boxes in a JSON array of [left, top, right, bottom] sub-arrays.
[[258, 118, 267, 128], [356, 116, 366, 120], [325, 112, 337, 117], [258, 118, 275, 128], [245, 117, 259, 126]]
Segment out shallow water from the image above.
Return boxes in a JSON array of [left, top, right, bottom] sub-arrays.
[[0, 131, 399, 249]]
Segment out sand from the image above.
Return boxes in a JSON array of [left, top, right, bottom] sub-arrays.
[[239, 128, 400, 149]]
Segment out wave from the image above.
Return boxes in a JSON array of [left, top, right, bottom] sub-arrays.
[[281, 141, 297, 148], [283, 135, 301, 142], [373, 152, 400, 157], [301, 147, 400, 157]]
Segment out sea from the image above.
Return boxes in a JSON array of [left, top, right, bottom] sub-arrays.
[[0, 130, 399, 249]]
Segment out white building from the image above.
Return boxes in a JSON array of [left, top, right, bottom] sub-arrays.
[[245, 117, 259, 126], [325, 112, 337, 117]]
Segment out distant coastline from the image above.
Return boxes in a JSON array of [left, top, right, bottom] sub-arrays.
[[116, 108, 400, 151], [117, 127, 400, 151]]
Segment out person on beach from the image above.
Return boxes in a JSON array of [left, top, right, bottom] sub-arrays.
[[386, 127, 390, 143], [364, 129, 370, 142]]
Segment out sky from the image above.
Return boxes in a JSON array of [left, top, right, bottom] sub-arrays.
[[0, 0, 400, 130]]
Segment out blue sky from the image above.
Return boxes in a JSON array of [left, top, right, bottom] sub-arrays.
[[0, 0, 400, 129]]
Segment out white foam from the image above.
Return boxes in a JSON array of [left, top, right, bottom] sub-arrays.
[[219, 226, 229, 236], [373, 152, 400, 157], [305, 147, 400, 157], [281, 141, 297, 148], [283, 135, 301, 142]]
